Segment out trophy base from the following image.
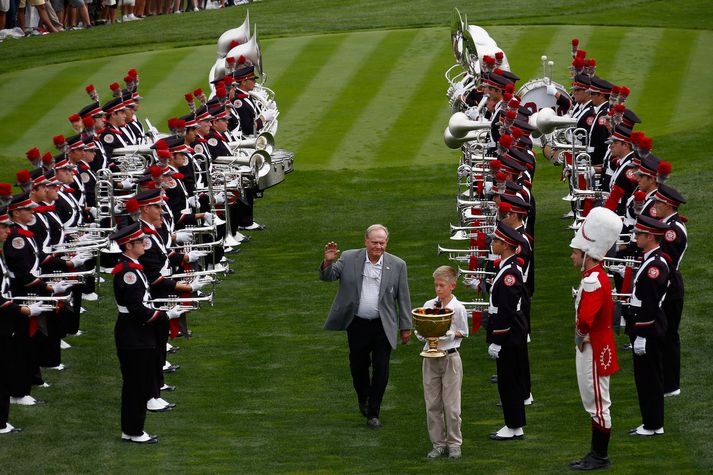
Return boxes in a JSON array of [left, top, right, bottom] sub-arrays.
[[420, 349, 447, 358]]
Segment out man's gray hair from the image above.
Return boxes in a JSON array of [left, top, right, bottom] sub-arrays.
[[365, 224, 389, 240]]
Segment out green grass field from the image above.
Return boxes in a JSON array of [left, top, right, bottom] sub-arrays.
[[1, 1, 712, 473]]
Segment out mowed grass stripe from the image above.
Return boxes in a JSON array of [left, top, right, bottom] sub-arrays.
[[262, 35, 327, 112], [294, 30, 415, 170], [672, 31, 713, 131], [325, 28, 426, 169], [372, 42, 451, 166], [0, 60, 110, 154], [538, 25, 594, 86], [502, 26, 561, 84], [135, 47, 216, 130], [0, 63, 72, 123], [278, 31, 386, 166], [633, 28, 698, 136], [575, 26, 627, 79]]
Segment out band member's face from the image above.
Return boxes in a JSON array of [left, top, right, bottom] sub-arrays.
[[31, 184, 47, 202], [112, 110, 127, 127], [13, 208, 33, 225], [185, 128, 197, 142], [45, 185, 59, 200], [56, 168, 74, 184], [93, 116, 105, 129], [364, 229, 388, 262], [240, 78, 256, 91], [213, 118, 228, 133], [570, 248, 584, 269], [197, 120, 211, 135], [652, 200, 671, 218], [434, 278, 456, 301], [125, 107, 135, 120], [490, 238, 505, 256], [83, 149, 96, 163], [0, 224, 10, 242], [142, 203, 162, 222], [127, 238, 146, 257]]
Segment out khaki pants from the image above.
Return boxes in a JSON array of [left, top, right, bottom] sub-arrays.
[[422, 351, 463, 448]]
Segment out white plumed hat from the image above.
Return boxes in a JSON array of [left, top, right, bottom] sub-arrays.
[[569, 207, 623, 260]]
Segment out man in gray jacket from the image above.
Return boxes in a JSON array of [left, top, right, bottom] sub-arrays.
[[320, 224, 412, 429]]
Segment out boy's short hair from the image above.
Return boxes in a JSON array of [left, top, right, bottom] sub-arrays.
[[432, 265, 457, 283]]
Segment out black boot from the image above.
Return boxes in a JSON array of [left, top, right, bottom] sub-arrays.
[[570, 424, 611, 471]]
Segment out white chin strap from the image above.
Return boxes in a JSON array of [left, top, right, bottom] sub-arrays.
[[581, 251, 588, 272]]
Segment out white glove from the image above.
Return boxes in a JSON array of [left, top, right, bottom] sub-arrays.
[[120, 177, 135, 190], [52, 280, 77, 295], [114, 202, 126, 214], [438, 330, 456, 342], [175, 231, 193, 244], [633, 336, 647, 355], [28, 302, 53, 316], [465, 107, 480, 120], [189, 276, 212, 292], [186, 250, 209, 263], [203, 212, 214, 226], [261, 109, 277, 122], [214, 192, 226, 205], [167, 305, 189, 320], [546, 84, 557, 96], [70, 252, 92, 268], [488, 343, 502, 359], [414, 330, 426, 342], [186, 195, 199, 208], [88, 207, 100, 220]]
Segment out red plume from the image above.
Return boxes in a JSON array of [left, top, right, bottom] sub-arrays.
[[614, 104, 626, 113], [633, 191, 646, 202], [483, 55, 495, 65], [495, 171, 508, 182], [573, 58, 585, 69], [216, 87, 227, 98], [571, 38, 579, 47], [630, 131, 644, 146], [611, 85, 620, 95], [125, 198, 140, 214], [576, 49, 586, 58], [511, 127, 524, 139], [16, 170, 31, 183], [124, 75, 133, 84], [150, 165, 164, 178], [167, 117, 178, 129], [505, 84, 514, 94], [498, 202, 512, 214], [493, 68, 503, 76], [224, 76, 235, 85], [620, 86, 631, 97], [226, 56, 236, 65], [505, 110, 517, 121], [110, 82, 121, 91], [42, 152, 53, 164], [83, 116, 94, 128], [174, 119, 186, 129], [53, 135, 66, 146], [0, 183, 12, 196], [127, 68, 138, 78], [85, 84, 95, 93], [639, 137, 652, 151], [193, 88, 204, 97], [26, 147, 41, 160], [68, 114, 81, 122], [586, 58, 596, 67], [495, 51, 504, 60], [155, 139, 168, 150], [490, 159, 502, 171], [657, 161, 672, 176], [499, 135, 513, 149], [157, 150, 172, 160], [229, 40, 240, 49], [184, 93, 193, 103], [508, 98, 520, 109], [502, 92, 512, 103], [238, 55, 246, 64]]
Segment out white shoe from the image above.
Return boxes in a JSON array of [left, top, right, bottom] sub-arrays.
[[38, 382, 51, 388], [128, 13, 138, 20], [10, 395, 38, 406], [48, 364, 65, 371], [99, 276, 106, 283], [80, 307, 87, 314], [664, 389, 681, 397], [491, 425, 524, 439], [524, 393, 534, 406], [60, 340, 71, 349], [70, 330, 84, 337], [0, 423, 21, 434], [629, 424, 664, 436], [82, 292, 98, 301], [163, 360, 172, 371], [122, 431, 158, 443], [146, 398, 167, 411]]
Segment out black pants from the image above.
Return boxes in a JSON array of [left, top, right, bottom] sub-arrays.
[[152, 320, 169, 398], [346, 317, 392, 419], [496, 343, 527, 429], [662, 297, 683, 393], [631, 335, 664, 430], [0, 335, 11, 428], [9, 333, 42, 397], [117, 348, 155, 436]]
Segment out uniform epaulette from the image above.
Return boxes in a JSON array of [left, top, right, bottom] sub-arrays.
[[112, 262, 143, 274], [582, 272, 601, 292], [79, 163, 90, 171], [237, 93, 249, 99]]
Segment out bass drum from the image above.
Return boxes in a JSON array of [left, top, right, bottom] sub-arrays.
[[517, 79, 571, 116]]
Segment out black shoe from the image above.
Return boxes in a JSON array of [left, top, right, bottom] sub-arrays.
[[359, 402, 369, 418], [490, 374, 498, 384], [570, 452, 610, 471], [367, 417, 381, 429]]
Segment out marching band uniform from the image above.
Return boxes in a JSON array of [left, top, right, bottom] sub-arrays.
[[586, 77, 613, 168], [627, 216, 670, 436], [653, 185, 688, 395], [486, 223, 528, 439], [569, 207, 622, 471]]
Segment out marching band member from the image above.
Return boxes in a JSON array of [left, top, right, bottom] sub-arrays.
[[603, 126, 637, 216], [109, 223, 188, 444], [627, 215, 670, 437], [568, 207, 622, 471], [651, 184, 687, 397], [486, 223, 529, 440], [232, 63, 276, 137]]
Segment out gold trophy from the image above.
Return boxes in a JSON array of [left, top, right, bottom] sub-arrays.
[[412, 307, 454, 358]]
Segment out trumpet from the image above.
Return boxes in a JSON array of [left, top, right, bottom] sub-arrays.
[[11, 294, 73, 308], [170, 238, 224, 252], [149, 294, 214, 309], [51, 238, 109, 254], [458, 267, 496, 277], [171, 268, 229, 280], [612, 292, 632, 304], [437, 245, 490, 263], [461, 300, 489, 312], [457, 198, 496, 211], [39, 269, 96, 283]]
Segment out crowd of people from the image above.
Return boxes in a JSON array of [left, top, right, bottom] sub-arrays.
[[0, 17, 286, 443], [0, 0, 251, 39]]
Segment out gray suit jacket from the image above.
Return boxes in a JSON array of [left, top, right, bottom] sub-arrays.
[[320, 249, 412, 349]]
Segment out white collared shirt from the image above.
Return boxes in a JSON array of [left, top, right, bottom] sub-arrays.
[[422, 295, 469, 351], [356, 254, 383, 320]]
